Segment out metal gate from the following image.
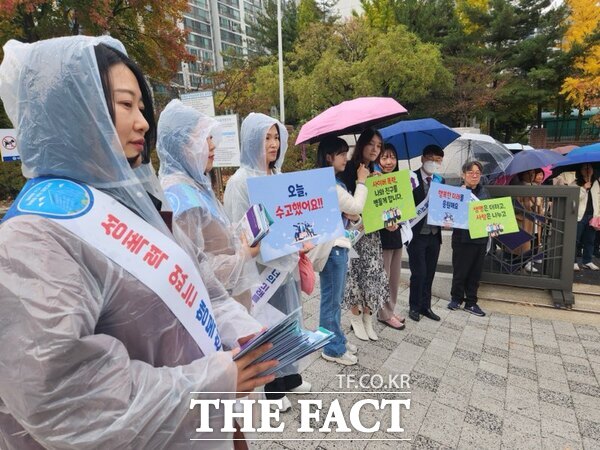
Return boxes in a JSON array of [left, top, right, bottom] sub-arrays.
[[482, 185, 579, 307]]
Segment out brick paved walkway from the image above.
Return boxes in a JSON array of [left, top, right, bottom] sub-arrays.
[[253, 285, 600, 450]]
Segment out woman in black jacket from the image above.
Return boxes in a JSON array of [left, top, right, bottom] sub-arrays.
[[448, 161, 490, 317]]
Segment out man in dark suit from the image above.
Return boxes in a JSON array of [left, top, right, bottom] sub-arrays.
[[407, 145, 445, 322]]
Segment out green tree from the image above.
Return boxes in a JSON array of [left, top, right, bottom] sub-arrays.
[[251, 0, 299, 55], [0, 0, 192, 82]]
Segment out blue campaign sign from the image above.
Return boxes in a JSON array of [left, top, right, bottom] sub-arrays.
[[247, 167, 344, 262], [427, 182, 471, 229]]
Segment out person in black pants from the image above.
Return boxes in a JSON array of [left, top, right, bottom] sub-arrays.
[[448, 160, 490, 316], [407, 145, 445, 322]]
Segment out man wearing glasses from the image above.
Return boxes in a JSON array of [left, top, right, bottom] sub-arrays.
[[447, 161, 490, 316], [407, 145, 446, 322]]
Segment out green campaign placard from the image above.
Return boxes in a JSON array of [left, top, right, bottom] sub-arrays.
[[362, 170, 416, 234], [468, 197, 519, 239]]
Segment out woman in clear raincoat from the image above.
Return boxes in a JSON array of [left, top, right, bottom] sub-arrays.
[[157, 100, 260, 309], [0, 36, 275, 449], [223, 113, 311, 410]]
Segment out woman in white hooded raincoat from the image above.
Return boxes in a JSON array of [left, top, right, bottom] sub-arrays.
[[223, 113, 311, 409], [0, 36, 276, 449], [157, 100, 260, 309]]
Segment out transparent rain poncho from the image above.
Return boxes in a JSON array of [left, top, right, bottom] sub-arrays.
[[0, 36, 261, 449], [223, 113, 301, 376], [157, 100, 259, 302]]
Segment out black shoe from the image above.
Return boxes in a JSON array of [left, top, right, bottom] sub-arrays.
[[408, 310, 420, 322], [421, 309, 440, 321]]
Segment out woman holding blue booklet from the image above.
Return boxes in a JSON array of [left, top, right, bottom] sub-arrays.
[[157, 100, 260, 309], [0, 36, 276, 449], [224, 112, 312, 412]]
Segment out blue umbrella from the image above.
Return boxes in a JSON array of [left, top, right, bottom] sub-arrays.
[[553, 142, 600, 173], [504, 149, 564, 176], [379, 118, 460, 162]]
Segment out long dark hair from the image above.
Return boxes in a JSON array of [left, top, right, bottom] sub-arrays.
[[350, 128, 383, 171], [268, 123, 281, 170], [575, 163, 596, 187], [94, 44, 156, 164], [317, 136, 349, 169]]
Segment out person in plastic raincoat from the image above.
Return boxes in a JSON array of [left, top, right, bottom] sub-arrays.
[[157, 100, 260, 309], [0, 36, 276, 449], [223, 113, 311, 411]]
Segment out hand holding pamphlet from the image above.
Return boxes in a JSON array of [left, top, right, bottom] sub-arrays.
[[240, 203, 273, 247], [233, 308, 334, 377]]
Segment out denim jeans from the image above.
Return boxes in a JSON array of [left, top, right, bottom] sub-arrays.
[[319, 246, 349, 357], [576, 214, 596, 264]]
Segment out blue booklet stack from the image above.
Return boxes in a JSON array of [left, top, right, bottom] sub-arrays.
[[233, 308, 334, 377]]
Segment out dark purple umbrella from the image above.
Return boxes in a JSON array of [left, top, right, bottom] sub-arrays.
[[504, 149, 564, 177]]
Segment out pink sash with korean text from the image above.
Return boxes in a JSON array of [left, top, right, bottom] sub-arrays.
[[6, 177, 221, 355]]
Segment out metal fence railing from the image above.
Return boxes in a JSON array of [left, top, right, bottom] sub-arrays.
[[482, 185, 579, 308]]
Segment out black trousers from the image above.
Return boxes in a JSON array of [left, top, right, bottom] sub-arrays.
[[451, 242, 486, 307], [407, 233, 441, 313], [264, 374, 302, 399]]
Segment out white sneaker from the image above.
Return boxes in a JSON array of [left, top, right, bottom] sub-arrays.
[[269, 395, 292, 413], [362, 311, 379, 341], [583, 262, 600, 271], [321, 351, 358, 366], [346, 342, 358, 354], [574, 263, 581, 271], [289, 380, 312, 394], [524, 261, 538, 273], [350, 312, 369, 341]]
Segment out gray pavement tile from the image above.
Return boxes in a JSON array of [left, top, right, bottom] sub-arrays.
[[466, 320, 489, 331], [412, 360, 446, 379], [539, 400, 577, 424], [580, 419, 600, 441], [571, 392, 600, 411], [365, 431, 412, 449], [575, 324, 600, 335], [439, 321, 463, 332], [569, 380, 600, 397], [584, 346, 600, 358], [483, 345, 510, 359], [579, 334, 600, 343], [458, 422, 502, 450], [453, 347, 481, 363], [481, 353, 509, 369], [552, 320, 578, 336], [556, 334, 581, 343], [509, 342, 536, 357], [583, 437, 600, 450], [534, 344, 561, 356], [541, 416, 582, 441], [403, 334, 432, 349], [536, 361, 568, 383], [389, 342, 425, 363], [418, 402, 465, 448], [412, 435, 447, 450], [566, 371, 600, 387], [535, 351, 565, 365], [538, 387, 574, 408], [501, 434, 542, 450], [574, 404, 600, 426], [409, 371, 440, 393], [541, 435, 583, 450], [442, 364, 477, 384], [476, 368, 508, 388], [509, 355, 538, 371], [507, 373, 538, 393], [464, 405, 503, 434], [479, 360, 509, 378], [470, 381, 506, 405], [433, 381, 470, 412], [559, 342, 589, 359], [511, 330, 534, 340], [508, 365, 538, 381], [506, 385, 540, 420], [502, 410, 541, 436]]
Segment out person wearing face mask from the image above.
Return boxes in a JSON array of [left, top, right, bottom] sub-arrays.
[[339, 129, 391, 341], [223, 113, 312, 413], [156, 100, 260, 309], [0, 36, 276, 449], [406, 145, 445, 322]]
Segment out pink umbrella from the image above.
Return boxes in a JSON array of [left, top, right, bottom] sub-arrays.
[[295, 97, 408, 145]]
